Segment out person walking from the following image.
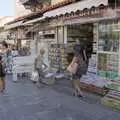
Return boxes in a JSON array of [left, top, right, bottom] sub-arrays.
[[0, 56, 6, 93], [34, 49, 47, 82], [2, 41, 9, 73], [67, 42, 87, 97]]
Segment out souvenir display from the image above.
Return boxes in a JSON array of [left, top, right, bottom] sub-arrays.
[[102, 79, 120, 110], [97, 53, 118, 79], [88, 54, 97, 74], [98, 22, 119, 52], [80, 73, 109, 95], [97, 22, 119, 79], [49, 44, 61, 68]]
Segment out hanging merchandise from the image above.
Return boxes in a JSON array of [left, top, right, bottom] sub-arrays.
[[49, 44, 61, 68]]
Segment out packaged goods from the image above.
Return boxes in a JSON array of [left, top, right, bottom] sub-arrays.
[[81, 73, 108, 88], [101, 90, 120, 110], [97, 53, 119, 79], [102, 79, 120, 110], [106, 82, 120, 91], [102, 96, 120, 110]]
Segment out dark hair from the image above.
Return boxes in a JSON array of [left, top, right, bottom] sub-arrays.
[[2, 41, 8, 48], [0, 56, 2, 61], [73, 44, 83, 53]]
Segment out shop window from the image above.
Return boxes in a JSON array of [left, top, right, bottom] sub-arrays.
[[98, 21, 119, 79], [98, 21, 119, 52], [43, 34, 55, 39]]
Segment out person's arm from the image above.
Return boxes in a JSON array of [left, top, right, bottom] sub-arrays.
[[83, 50, 87, 62], [34, 58, 37, 70]]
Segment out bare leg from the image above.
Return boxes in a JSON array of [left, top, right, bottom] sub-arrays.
[[71, 75, 77, 96], [73, 82, 77, 96], [75, 79, 83, 97], [1, 79, 5, 93]]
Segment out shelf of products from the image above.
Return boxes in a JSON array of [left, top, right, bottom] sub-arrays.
[[88, 54, 97, 74], [97, 22, 120, 79], [98, 22, 119, 52], [48, 44, 68, 69], [48, 44, 61, 68], [97, 53, 119, 79], [87, 24, 98, 74]]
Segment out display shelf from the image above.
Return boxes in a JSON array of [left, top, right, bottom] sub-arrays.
[[97, 51, 119, 55], [97, 52, 119, 79]]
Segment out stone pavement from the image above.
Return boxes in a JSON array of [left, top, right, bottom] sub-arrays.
[[0, 75, 120, 120]]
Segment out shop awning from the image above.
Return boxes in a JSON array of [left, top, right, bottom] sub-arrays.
[[23, 16, 45, 25], [63, 16, 117, 25], [44, 0, 108, 18], [4, 21, 23, 30]]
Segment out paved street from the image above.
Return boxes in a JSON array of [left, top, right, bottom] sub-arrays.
[[0, 75, 120, 120]]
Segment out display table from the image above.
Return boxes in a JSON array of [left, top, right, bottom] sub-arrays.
[[12, 56, 35, 82], [80, 82, 108, 96]]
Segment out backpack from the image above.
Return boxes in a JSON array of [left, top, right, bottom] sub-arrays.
[[0, 63, 5, 77]]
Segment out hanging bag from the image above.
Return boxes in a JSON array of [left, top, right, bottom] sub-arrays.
[[67, 57, 78, 74]]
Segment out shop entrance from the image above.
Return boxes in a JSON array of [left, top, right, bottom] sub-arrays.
[[66, 23, 96, 73]]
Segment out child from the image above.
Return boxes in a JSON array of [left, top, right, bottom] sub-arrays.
[[0, 55, 5, 93]]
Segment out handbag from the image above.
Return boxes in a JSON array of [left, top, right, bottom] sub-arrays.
[[31, 70, 39, 82], [67, 57, 78, 74]]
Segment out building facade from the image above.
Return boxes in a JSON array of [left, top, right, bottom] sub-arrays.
[[5, 0, 120, 93], [14, 0, 31, 17], [0, 16, 14, 41]]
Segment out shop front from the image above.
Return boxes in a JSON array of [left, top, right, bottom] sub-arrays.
[[43, 5, 120, 95], [32, 22, 57, 69], [63, 20, 120, 80], [98, 21, 120, 79]]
